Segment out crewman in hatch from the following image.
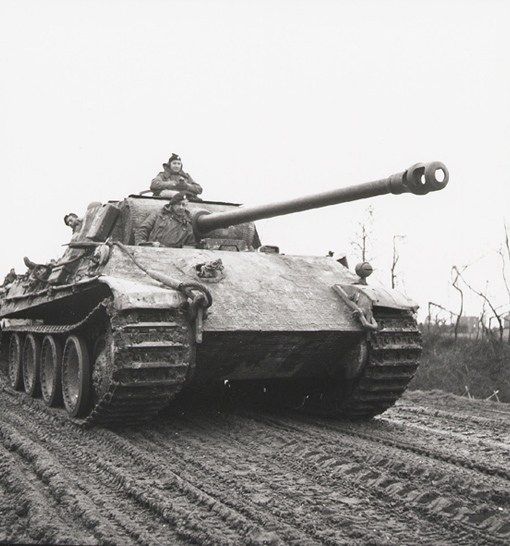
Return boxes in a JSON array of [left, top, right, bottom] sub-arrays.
[[150, 153, 203, 199], [135, 192, 196, 248], [64, 212, 83, 234]]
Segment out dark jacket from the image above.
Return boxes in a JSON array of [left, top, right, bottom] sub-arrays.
[[135, 205, 196, 247], [150, 167, 203, 197]]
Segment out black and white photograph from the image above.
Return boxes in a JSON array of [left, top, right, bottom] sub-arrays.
[[0, 1, 509, 544]]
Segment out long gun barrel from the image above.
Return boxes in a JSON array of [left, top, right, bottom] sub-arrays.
[[194, 161, 448, 235]]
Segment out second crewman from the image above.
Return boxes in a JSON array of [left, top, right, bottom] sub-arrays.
[[135, 192, 196, 248]]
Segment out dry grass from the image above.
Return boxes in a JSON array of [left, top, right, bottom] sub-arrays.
[[410, 331, 510, 403]]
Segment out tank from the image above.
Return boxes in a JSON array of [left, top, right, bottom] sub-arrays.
[[0, 161, 449, 426]]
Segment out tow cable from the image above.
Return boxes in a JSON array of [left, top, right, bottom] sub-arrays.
[[113, 242, 212, 342]]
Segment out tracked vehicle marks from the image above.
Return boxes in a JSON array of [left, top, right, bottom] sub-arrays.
[[0, 378, 508, 545]]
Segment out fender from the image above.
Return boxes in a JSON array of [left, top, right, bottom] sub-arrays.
[[341, 283, 419, 312], [333, 282, 418, 331], [99, 276, 184, 312]]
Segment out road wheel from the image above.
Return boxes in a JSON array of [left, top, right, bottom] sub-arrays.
[[8, 333, 23, 390], [62, 335, 91, 418], [23, 334, 41, 397], [40, 335, 63, 407], [91, 334, 112, 407]]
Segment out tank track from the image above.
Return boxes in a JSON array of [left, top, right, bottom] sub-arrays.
[[76, 307, 193, 427], [337, 307, 422, 418], [2, 302, 194, 427]]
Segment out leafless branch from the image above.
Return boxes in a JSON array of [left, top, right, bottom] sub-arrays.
[[351, 206, 375, 263], [498, 246, 510, 301], [457, 268, 505, 341], [505, 221, 510, 262], [451, 266, 465, 341], [391, 235, 405, 289], [501, 221, 510, 342]]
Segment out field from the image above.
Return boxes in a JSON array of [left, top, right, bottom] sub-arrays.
[[0, 377, 509, 546], [410, 333, 510, 403]]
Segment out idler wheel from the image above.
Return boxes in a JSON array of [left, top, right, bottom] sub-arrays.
[[23, 333, 41, 397], [40, 335, 63, 407], [8, 333, 24, 390], [62, 335, 91, 418]]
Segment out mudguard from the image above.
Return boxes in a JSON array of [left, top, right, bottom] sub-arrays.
[[98, 276, 184, 312], [333, 282, 418, 332], [337, 283, 418, 312]]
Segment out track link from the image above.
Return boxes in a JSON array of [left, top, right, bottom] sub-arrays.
[[78, 308, 194, 427], [337, 308, 422, 418]]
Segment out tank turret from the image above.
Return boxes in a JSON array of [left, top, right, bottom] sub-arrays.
[[194, 161, 448, 235]]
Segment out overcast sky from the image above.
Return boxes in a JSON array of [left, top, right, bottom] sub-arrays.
[[1, 0, 509, 321]]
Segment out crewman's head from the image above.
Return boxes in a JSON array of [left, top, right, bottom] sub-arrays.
[[64, 213, 81, 230], [167, 153, 182, 173], [169, 192, 189, 216]]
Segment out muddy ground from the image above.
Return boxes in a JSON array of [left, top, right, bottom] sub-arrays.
[[0, 379, 509, 546]]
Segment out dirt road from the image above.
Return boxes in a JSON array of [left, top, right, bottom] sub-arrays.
[[0, 380, 509, 545]]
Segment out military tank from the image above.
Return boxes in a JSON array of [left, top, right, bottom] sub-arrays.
[[0, 161, 448, 426]]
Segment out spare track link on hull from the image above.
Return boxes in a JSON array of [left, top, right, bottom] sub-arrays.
[[2, 302, 194, 427], [339, 308, 422, 418]]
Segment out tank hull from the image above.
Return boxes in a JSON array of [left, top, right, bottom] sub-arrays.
[[99, 246, 417, 330], [1, 246, 420, 425], [103, 247, 362, 331]]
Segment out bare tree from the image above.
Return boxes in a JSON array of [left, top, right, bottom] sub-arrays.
[[497, 247, 509, 298], [427, 301, 456, 334], [499, 222, 510, 341], [457, 268, 505, 342], [427, 301, 434, 332], [351, 205, 374, 263], [451, 266, 464, 342], [428, 301, 455, 321], [505, 221, 510, 262], [391, 235, 406, 289], [478, 280, 489, 340]]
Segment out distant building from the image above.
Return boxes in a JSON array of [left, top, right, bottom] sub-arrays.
[[457, 316, 478, 335], [503, 314, 510, 340]]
